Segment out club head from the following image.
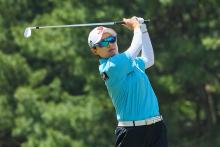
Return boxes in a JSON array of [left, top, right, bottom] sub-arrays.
[[24, 27, 32, 38]]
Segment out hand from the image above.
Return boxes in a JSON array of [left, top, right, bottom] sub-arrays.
[[122, 17, 140, 30], [135, 17, 145, 24], [133, 16, 148, 33], [140, 23, 147, 33]]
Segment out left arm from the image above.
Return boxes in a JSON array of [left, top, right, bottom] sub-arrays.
[[140, 23, 154, 69]]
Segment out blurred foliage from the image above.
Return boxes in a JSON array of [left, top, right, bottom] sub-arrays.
[[0, 0, 220, 147]]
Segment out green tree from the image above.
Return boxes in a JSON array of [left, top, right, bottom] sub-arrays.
[[0, 0, 219, 147]]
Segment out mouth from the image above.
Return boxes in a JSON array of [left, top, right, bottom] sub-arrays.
[[108, 48, 115, 53]]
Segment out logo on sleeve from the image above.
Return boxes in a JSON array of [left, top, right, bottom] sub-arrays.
[[101, 72, 109, 81]]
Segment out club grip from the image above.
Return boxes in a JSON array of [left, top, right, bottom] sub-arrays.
[[114, 19, 150, 25]]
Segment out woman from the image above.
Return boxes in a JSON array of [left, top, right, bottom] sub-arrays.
[[88, 17, 168, 147]]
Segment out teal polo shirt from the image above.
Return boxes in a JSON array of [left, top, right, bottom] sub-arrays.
[[99, 51, 160, 121]]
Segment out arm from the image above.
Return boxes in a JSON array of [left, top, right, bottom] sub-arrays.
[[123, 18, 142, 60], [127, 28, 142, 59], [140, 23, 154, 69]]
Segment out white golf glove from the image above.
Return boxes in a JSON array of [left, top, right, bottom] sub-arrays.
[[138, 17, 147, 33], [134, 16, 148, 33]]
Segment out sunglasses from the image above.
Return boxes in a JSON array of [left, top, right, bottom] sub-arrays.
[[94, 36, 116, 48]]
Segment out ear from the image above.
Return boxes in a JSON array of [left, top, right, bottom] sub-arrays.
[[91, 48, 98, 55]]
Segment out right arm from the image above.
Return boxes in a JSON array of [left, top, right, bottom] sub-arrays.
[[103, 18, 143, 78]]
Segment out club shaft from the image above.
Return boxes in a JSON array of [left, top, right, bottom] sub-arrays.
[[30, 20, 150, 30]]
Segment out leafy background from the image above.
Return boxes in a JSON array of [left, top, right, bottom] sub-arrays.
[[0, 0, 220, 146]]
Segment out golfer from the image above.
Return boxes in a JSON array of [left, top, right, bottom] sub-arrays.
[[88, 17, 168, 147]]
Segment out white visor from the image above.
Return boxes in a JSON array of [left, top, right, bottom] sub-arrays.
[[88, 26, 116, 48]]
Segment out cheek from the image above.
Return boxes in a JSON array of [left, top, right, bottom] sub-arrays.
[[109, 42, 117, 49], [97, 48, 107, 55], [115, 43, 118, 48], [114, 44, 118, 51], [114, 42, 118, 48]]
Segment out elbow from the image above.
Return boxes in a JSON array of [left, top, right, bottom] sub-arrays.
[[147, 60, 154, 68], [149, 54, 155, 66], [145, 58, 154, 69], [149, 60, 154, 67], [150, 56, 155, 66], [151, 56, 155, 65]]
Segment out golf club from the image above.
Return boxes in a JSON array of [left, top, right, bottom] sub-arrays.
[[24, 19, 150, 38]]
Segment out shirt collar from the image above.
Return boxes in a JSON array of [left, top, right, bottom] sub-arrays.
[[99, 58, 108, 64]]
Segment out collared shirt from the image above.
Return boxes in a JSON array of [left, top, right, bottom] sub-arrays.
[[99, 51, 160, 121]]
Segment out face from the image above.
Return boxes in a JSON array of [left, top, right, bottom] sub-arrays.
[[91, 33, 118, 58]]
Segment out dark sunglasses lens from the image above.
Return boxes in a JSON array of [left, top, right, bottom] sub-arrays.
[[98, 41, 109, 47], [95, 36, 116, 47], [104, 36, 116, 42]]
